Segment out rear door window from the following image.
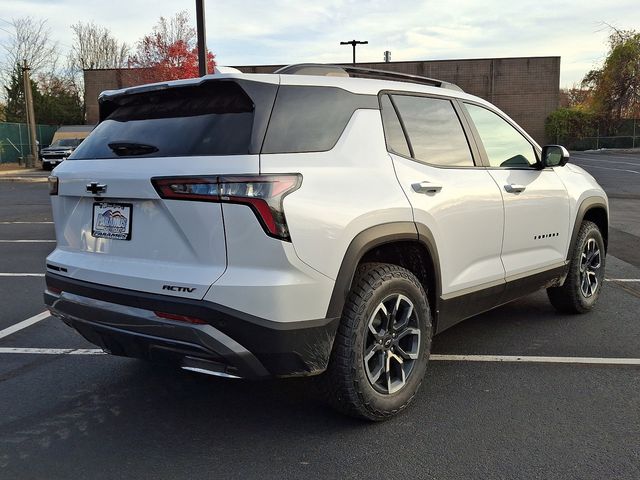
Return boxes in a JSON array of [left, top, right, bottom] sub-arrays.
[[390, 95, 474, 167], [379, 94, 411, 157], [71, 80, 276, 159]]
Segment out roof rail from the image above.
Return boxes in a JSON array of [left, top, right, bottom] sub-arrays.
[[274, 63, 463, 92]]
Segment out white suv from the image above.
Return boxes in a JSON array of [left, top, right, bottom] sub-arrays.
[[45, 64, 608, 420]]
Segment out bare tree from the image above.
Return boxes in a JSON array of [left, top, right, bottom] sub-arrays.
[[65, 22, 130, 118], [1, 17, 59, 75], [155, 11, 196, 49], [68, 22, 130, 71]]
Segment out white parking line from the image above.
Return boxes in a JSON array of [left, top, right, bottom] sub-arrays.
[[0, 349, 638, 367], [572, 157, 640, 167], [0, 273, 45, 277], [0, 348, 104, 355], [0, 221, 53, 224], [0, 240, 56, 243], [606, 279, 640, 282], [572, 163, 640, 175], [0, 311, 50, 340], [430, 354, 640, 365]]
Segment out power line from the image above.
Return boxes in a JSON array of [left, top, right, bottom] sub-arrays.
[[0, 26, 12, 36]]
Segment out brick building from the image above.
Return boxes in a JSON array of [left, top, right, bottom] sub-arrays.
[[84, 56, 560, 144]]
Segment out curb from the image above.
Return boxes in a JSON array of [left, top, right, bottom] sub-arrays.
[[0, 176, 48, 183], [0, 169, 41, 176]]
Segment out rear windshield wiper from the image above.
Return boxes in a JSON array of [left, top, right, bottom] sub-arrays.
[[108, 142, 159, 156]]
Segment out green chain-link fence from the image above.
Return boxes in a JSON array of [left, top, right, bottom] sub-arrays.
[[0, 122, 59, 164], [557, 118, 640, 151]]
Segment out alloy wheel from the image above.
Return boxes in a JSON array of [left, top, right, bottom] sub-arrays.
[[363, 294, 421, 394], [579, 237, 601, 298]]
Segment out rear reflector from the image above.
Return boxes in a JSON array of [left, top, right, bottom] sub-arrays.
[[154, 311, 207, 325], [151, 174, 302, 241]]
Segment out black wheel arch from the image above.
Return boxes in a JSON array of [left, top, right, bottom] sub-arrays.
[[568, 196, 608, 261], [326, 222, 442, 329]]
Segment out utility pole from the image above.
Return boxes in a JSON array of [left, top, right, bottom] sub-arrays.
[[340, 40, 368, 65], [22, 59, 38, 168], [195, 0, 208, 76]]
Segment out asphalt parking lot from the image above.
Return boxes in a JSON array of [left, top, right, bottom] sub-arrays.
[[0, 152, 639, 479]]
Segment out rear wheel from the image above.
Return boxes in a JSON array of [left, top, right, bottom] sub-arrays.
[[321, 263, 432, 421], [547, 220, 605, 313]]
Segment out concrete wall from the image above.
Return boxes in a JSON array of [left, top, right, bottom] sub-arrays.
[[84, 56, 560, 144]]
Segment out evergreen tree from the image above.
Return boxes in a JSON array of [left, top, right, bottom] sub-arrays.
[[3, 63, 83, 125]]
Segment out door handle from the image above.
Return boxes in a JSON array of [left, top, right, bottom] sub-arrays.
[[412, 181, 443, 194], [504, 184, 526, 193]]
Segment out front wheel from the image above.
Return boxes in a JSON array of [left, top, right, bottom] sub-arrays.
[[321, 263, 432, 421], [547, 220, 606, 313]]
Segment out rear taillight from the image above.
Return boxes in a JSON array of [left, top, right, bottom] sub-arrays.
[[151, 174, 302, 241], [48, 176, 58, 195]]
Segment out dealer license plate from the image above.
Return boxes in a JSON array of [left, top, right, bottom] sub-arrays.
[[92, 202, 132, 240]]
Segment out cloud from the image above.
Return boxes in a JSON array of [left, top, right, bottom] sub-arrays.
[[0, 0, 639, 86]]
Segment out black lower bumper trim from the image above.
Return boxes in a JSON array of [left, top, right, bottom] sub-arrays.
[[45, 273, 340, 378]]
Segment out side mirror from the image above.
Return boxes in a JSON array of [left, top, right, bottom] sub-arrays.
[[541, 145, 570, 168]]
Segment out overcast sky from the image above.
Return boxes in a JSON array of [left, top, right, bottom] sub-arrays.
[[1, 0, 639, 87]]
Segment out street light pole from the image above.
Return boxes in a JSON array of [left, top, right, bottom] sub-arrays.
[[340, 40, 368, 65], [195, 0, 208, 76]]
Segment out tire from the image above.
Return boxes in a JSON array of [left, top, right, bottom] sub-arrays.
[[547, 220, 606, 314], [321, 263, 432, 421]]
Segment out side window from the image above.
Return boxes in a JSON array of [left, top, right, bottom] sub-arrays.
[[379, 95, 410, 157], [465, 103, 537, 168], [391, 95, 474, 167]]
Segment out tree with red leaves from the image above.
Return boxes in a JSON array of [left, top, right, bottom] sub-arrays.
[[128, 11, 215, 83]]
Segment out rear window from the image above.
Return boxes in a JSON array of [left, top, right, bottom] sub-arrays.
[[262, 86, 378, 154], [53, 139, 83, 147], [71, 81, 276, 160]]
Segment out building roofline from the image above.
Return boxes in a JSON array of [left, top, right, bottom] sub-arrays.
[[232, 56, 561, 69], [82, 56, 561, 73]]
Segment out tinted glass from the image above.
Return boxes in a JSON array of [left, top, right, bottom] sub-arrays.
[[379, 95, 410, 157], [262, 86, 378, 154], [71, 81, 256, 160], [55, 139, 82, 147], [392, 95, 473, 167], [465, 103, 537, 168]]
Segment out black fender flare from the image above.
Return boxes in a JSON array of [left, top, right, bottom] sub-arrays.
[[325, 222, 442, 321], [567, 196, 608, 261]]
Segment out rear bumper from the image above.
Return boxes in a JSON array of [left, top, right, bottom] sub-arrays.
[[44, 273, 340, 378], [41, 159, 63, 168]]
